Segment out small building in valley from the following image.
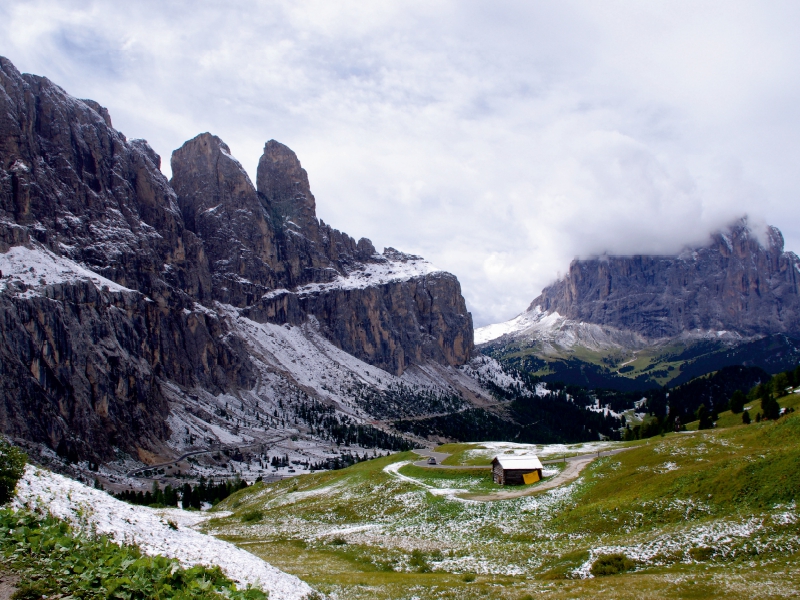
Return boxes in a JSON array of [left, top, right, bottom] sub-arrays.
[[491, 455, 544, 485]]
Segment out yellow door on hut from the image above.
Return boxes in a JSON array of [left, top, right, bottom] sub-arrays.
[[522, 471, 540, 484]]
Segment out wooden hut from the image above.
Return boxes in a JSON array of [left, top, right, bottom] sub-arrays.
[[491, 455, 544, 485]]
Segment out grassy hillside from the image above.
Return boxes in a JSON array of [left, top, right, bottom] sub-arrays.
[[685, 391, 800, 430], [203, 413, 800, 599], [486, 334, 800, 391]]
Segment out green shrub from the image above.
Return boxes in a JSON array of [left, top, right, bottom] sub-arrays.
[[409, 549, 431, 573], [10, 580, 49, 600], [689, 546, 714, 561], [0, 439, 26, 505], [462, 573, 476, 582], [590, 553, 635, 576], [241, 509, 264, 523]]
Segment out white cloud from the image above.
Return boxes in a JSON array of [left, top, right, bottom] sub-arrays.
[[2, 0, 800, 326]]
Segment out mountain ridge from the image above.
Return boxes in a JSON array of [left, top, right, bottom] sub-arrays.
[[0, 56, 481, 474], [477, 220, 800, 389]]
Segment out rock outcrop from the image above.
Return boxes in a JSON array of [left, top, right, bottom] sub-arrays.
[[171, 133, 473, 376], [0, 57, 474, 463], [529, 221, 800, 339]]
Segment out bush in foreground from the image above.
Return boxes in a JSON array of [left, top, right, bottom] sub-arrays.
[[0, 509, 267, 599], [0, 438, 26, 505], [590, 553, 635, 576]]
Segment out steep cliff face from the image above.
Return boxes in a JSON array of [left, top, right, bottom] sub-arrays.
[[0, 58, 210, 300], [247, 262, 472, 375], [170, 133, 278, 306], [476, 222, 800, 391], [0, 59, 258, 462], [172, 133, 473, 376], [0, 57, 475, 465], [529, 222, 800, 339]]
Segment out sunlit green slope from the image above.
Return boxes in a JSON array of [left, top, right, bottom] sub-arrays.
[[204, 413, 800, 599]]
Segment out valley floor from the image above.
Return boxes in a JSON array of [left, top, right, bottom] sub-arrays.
[[201, 411, 800, 599]]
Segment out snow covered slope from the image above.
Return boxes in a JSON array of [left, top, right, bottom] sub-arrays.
[[13, 466, 315, 600], [264, 251, 441, 298], [150, 310, 502, 484], [475, 306, 650, 353], [0, 244, 133, 295]]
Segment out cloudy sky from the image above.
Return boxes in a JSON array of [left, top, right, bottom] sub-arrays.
[[2, 1, 800, 326]]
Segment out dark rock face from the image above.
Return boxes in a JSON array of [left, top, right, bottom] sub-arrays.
[[530, 222, 800, 339], [0, 57, 474, 461], [0, 58, 257, 462], [0, 58, 210, 300], [170, 133, 277, 306], [172, 133, 473, 376], [246, 270, 472, 375]]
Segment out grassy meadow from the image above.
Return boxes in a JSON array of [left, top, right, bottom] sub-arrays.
[[685, 391, 800, 430], [201, 409, 800, 599]]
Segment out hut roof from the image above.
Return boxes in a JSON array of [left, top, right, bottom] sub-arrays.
[[492, 455, 543, 470]]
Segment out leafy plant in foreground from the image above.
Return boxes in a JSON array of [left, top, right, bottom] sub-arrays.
[[0, 509, 267, 599]]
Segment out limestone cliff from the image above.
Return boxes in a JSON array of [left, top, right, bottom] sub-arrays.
[[0, 57, 474, 464], [171, 133, 473, 376], [529, 222, 800, 339]]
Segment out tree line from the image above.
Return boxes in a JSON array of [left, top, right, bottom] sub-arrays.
[[114, 476, 249, 509], [623, 364, 799, 439]]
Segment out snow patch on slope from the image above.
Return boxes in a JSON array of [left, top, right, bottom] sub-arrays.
[[474, 307, 559, 345], [13, 466, 314, 600], [475, 305, 649, 352], [263, 252, 440, 300], [0, 244, 133, 296]]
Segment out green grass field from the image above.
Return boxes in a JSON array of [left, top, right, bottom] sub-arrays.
[[202, 412, 800, 599]]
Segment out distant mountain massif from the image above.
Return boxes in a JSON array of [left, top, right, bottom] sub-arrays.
[[477, 221, 800, 390]]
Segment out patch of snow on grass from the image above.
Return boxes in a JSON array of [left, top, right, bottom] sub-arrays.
[[13, 466, 314, 600], [464, 441, 619, 463], [656, 461, 679, 473], [572, 513, 790, 579]]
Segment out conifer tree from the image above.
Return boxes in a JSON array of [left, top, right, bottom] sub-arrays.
[[761, 393, 781, 420], [729, 390, 746, 414], [696, 404, 713, 430], [0, 439, 26, 505]]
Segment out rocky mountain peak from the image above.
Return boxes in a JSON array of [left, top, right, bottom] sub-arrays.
[[0, 55, 208, 298], [256, 139, 318, 238], [170, 132, 276, 305], [0, 56, 476, 467]]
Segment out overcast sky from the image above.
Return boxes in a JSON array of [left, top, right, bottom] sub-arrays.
[[2, 1, 800, 326]]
